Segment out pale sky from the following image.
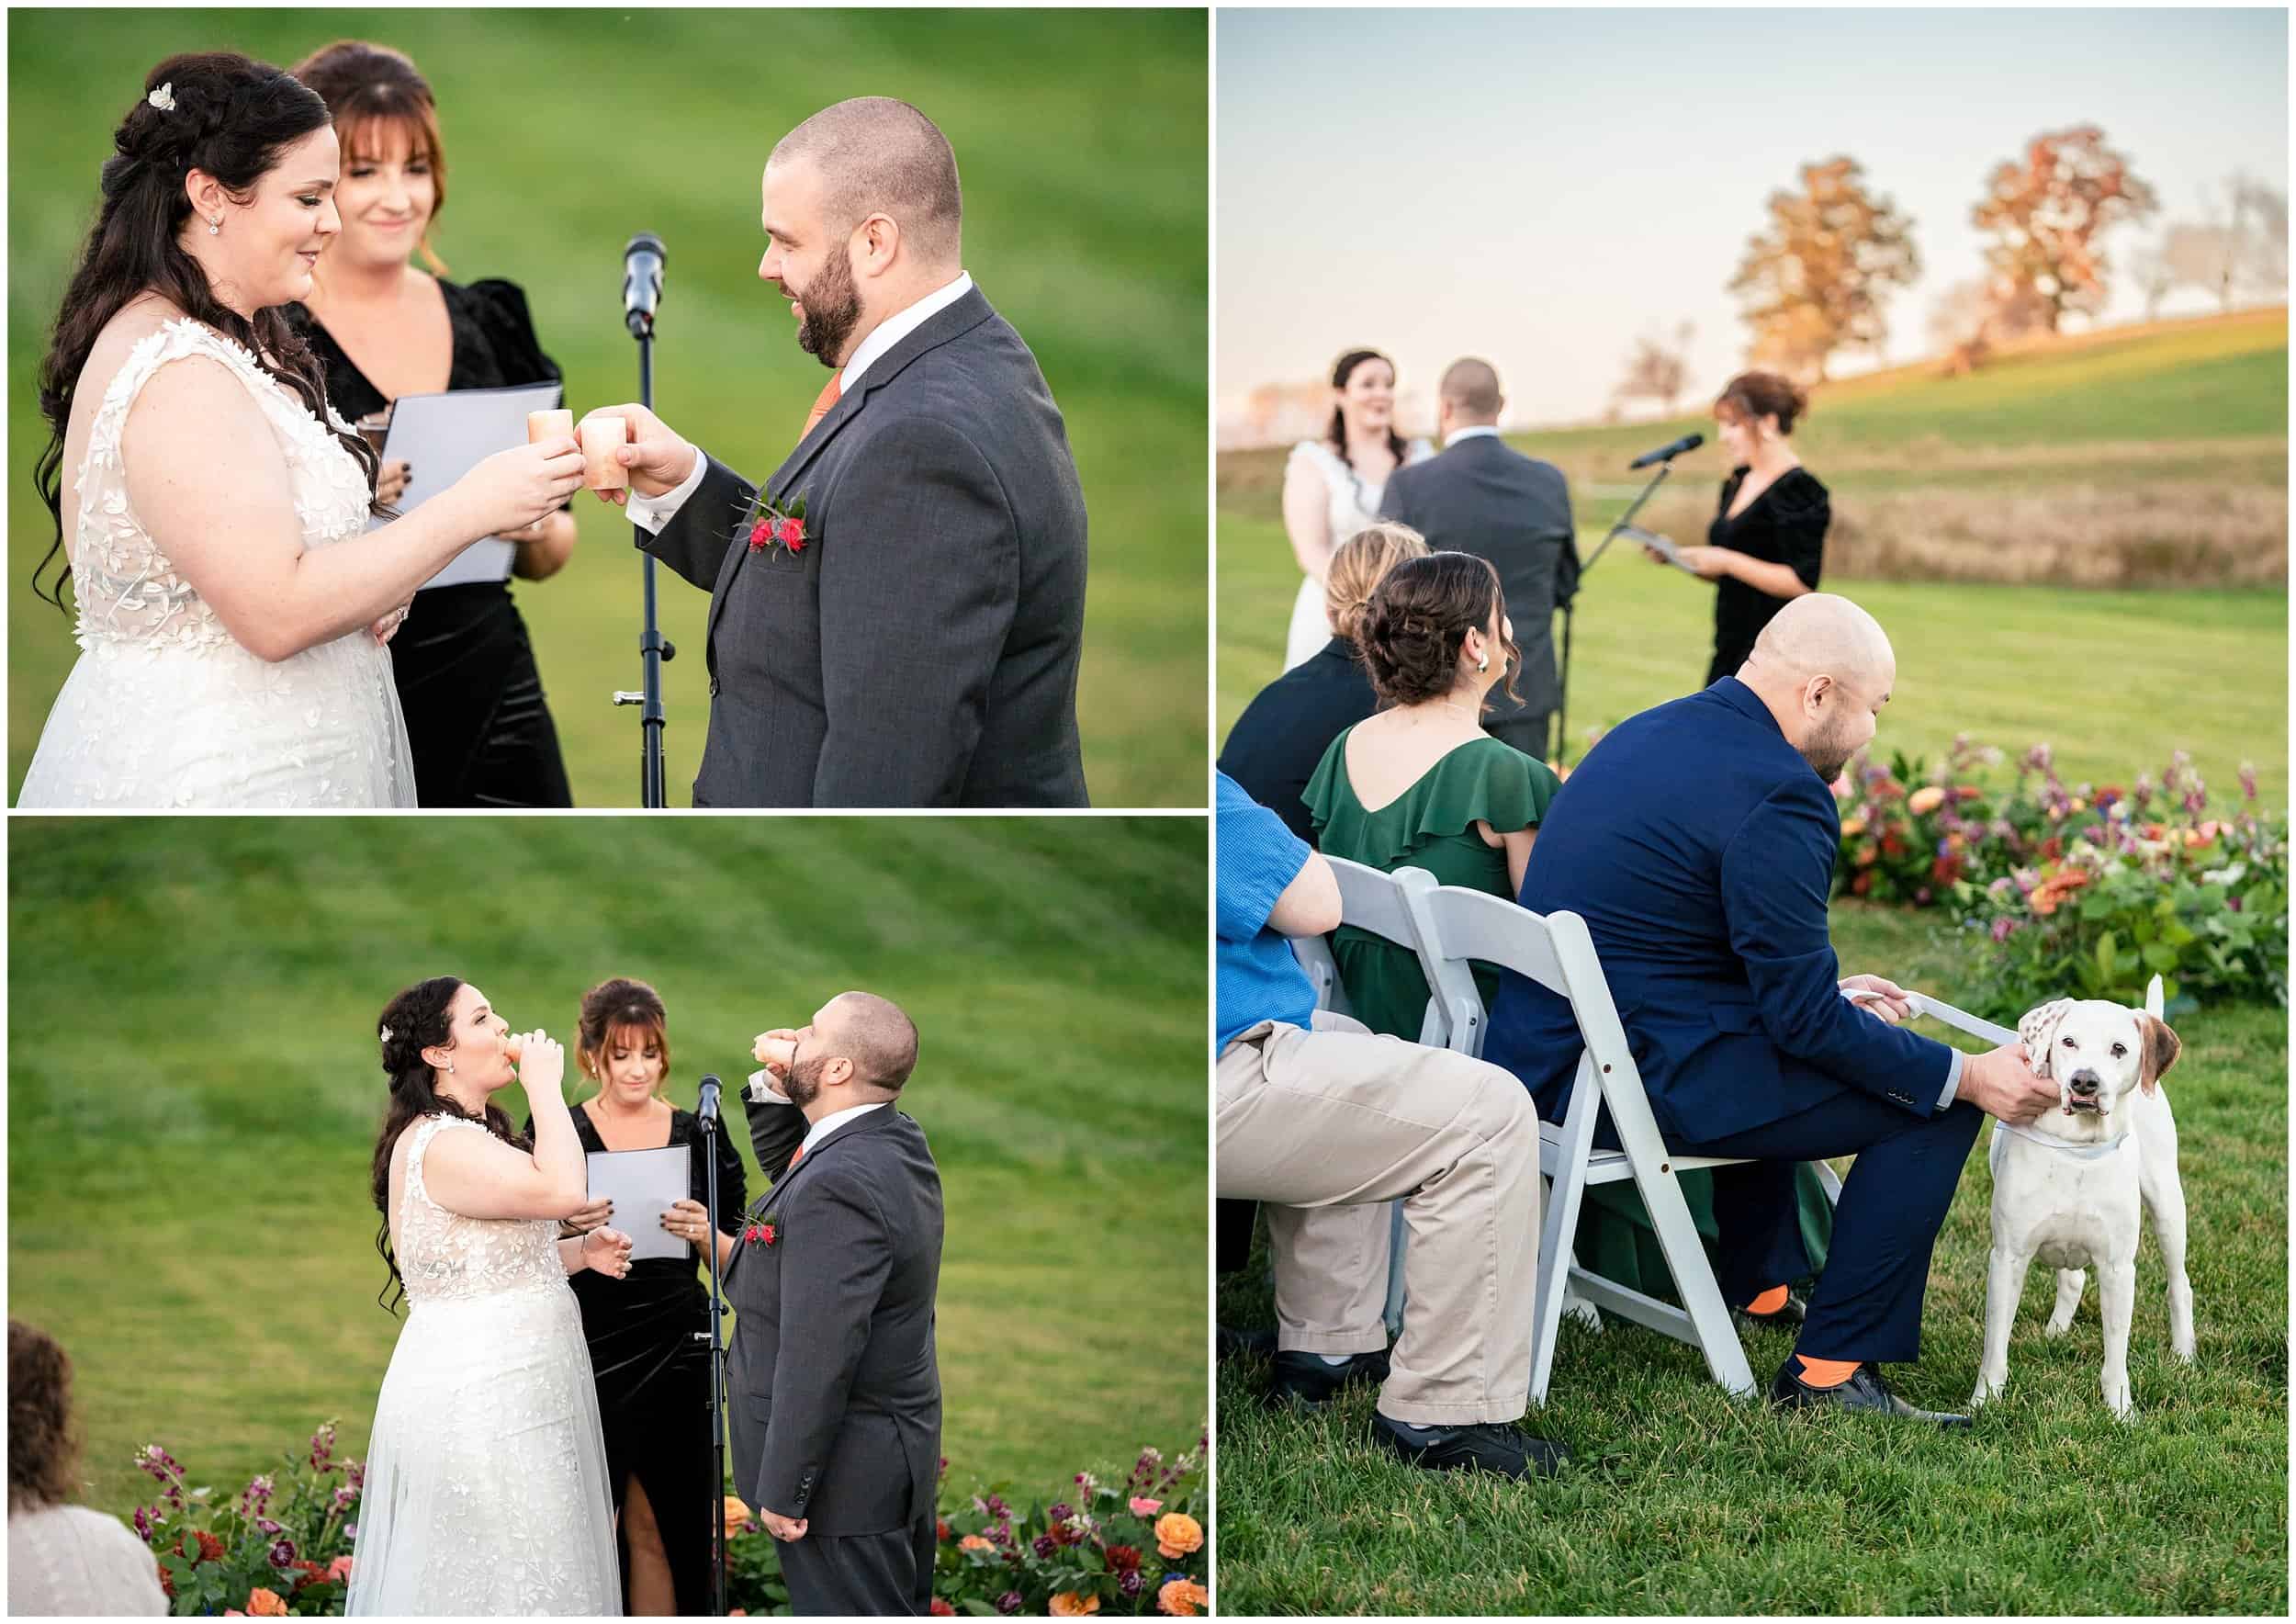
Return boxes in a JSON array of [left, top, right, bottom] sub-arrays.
[[1218, 6, 2290, 427]]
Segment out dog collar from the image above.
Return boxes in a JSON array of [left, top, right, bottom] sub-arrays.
[[1997, 1122, 2130, 1158]]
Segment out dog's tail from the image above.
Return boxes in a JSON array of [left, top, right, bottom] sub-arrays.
[[2144, 974, 2165, 1020]]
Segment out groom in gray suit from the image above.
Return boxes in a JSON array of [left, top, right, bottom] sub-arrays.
[[1379, 357, 1579, 761], [731, 992, 944, 1616], [598, 97, 1089, 808]]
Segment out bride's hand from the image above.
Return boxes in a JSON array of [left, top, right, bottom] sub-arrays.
[[369, 598, 413, 647], [514, 1031, 567, 1100], [448, 440, 585, 539], [581, 1226, 634, 1280]]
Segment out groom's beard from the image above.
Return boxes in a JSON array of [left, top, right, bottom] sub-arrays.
[[1799, 712, 1860, 783], [783, 1054, 830, 1110], [790, 249, 862, 367]]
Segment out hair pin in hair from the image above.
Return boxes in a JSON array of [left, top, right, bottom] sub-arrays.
[[379, 1025, 393, 1044], [147, 83, 176, 113]]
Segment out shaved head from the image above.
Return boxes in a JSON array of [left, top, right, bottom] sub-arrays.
[[1746, 593, 1896, 692], [1438, 357, 1503, 422], [822, 990, 919, 1093], [770, 96, 962, 265], [1738, 593, 1896, 780]]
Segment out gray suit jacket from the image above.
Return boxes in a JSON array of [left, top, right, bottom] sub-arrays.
[[643, 287, 1089, 806], [726, 1094, 943, 1536], [1379, 434, 1579, 721]]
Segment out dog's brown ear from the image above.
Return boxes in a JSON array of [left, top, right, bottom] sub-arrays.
[[2137, 1013, 2181, 1094]]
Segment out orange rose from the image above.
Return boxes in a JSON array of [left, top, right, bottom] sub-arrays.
[[247, 1590, 288, 1618], [1840, 816, 1867, 839], [1050, 1592, 1101, 1616], [1159, 1579, 1210, 1616], [723, 1495, 752, 1542], [1154, 1512, 1203, 1559], [1908, 786, 1946, 816], [960, 1534, 994, 1552]]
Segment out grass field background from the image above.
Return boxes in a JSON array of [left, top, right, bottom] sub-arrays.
[[8, 817, 1208, 1519], [1220, 310, 2289, 805], [1218, 902, 2288, 1614], [8, 7, 1208, 806]]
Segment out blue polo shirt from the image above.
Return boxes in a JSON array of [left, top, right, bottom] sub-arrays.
[[1216, 773, 1319, 1050]]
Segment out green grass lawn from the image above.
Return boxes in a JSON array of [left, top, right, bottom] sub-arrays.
[[8, 7, 1208, 806], [8, 816, 1208, 1519], [1216, 903, 2288, 1615]]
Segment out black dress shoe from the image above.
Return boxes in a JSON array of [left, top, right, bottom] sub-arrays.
[[1768, 1359, 1971, 1427], [1217, 1325, 1277, 1362], [1266, 1347, 1390, 1407], [1733, 1290, 1808, 1332], [1371, 1413, 1568, 1480]]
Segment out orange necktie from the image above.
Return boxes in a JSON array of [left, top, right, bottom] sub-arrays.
[[787, 1145, 806, 1171], [802, 370, 843, 438]]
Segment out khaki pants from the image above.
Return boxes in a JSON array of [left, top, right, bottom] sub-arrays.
[[1216, 1012, 1541, 1425]]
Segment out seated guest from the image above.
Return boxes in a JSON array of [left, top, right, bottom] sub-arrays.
[[1481, 595, 2055, 1424], [8, 1321, 167, 1616], [1217, 773, 1562, 1479], [1220, 523, 1429, 844], [1305, 552, 1559, 1041]]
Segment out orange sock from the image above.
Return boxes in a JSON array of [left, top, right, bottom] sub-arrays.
[[1745, 1285, 1790, 1314], [1794, 1355, 1861, 1389]]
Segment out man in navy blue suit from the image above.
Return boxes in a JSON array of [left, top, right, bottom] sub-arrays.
[[1483, 594, 2056, 1424]]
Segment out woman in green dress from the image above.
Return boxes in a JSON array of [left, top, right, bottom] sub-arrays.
[[1305, 550, 1559, 1041]]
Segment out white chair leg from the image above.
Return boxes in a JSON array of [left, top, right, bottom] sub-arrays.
[[1637, 1163, 1757, 1396], [1530, 1058, 1602, 1407]]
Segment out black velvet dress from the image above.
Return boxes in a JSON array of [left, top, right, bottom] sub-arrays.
[[286, 278, 574, 806], [545, 1105, 748, 1616], [1705, 464, 1831, 687]]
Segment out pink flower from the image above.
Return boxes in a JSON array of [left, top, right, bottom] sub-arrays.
[[774, 515, 806, 551], [328, 1557, 354, 1584], [748, 521, 773, 552], [1129, 1496, 1162, 1517]]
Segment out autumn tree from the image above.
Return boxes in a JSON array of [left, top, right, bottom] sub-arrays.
[[1728, 156, 1920, 382], [1971, 125, 2156, 333], [1611, 321, 1695, 416]]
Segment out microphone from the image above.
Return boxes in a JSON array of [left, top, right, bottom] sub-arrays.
[[623, 233, 667, 337], [1627, 432, 1703, 469], [696, 1074, 723, 1131]]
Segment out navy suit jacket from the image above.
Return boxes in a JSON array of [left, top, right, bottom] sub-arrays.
[[1481, 678, 1954, 1144]]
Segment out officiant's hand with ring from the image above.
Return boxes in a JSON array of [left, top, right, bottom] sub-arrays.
[[580, 1226, 635, 1280], [580, 403, 697, 505], [663, 1197, 714, 1250]]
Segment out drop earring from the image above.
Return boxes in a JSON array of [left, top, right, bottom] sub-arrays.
[[208, 218, 220, 235]]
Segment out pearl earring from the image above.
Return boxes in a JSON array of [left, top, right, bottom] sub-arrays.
[[445, 1061, 456, 1074], [1476, 650, 1489, 672], [208, 218, 220, 235]]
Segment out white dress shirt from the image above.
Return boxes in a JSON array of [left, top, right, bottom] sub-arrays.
[[1444, 423, 1502, 448], [625, 271, 975, 536]]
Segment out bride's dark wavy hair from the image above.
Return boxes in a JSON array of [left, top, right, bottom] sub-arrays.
[[368, 976, 530, 1314], [33, 51, 382, 611], [1324, 347, 1408, 475]]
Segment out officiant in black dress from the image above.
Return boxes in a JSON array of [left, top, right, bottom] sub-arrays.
[[530, 979, 752, 1616], [1654, 371, 1832, 686], [285, 40, 575, 806]]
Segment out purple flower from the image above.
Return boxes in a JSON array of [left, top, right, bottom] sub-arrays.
[[1047, 1502, 1072, 1524], [996, 1593, 1025, 1615], [1032, 1535, 1057, 1560], [2240, 763, 2258, 801], [1990, 918, 2020, 943], [984, 1494, 1007, 1518], [2227, 896, 2244, 912], [343, 1522, 357, 1542], [1120, 1570, 1145, 1597], [269, 1538, 298, 1569], [332, 1486, 356, 1512], [132, 1506, 154, 1541]]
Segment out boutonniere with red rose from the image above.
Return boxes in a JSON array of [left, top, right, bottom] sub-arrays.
[[742, 1209, 782, 1249], [745, 491, 808, 557]]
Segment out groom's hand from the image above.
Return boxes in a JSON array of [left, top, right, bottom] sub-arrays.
[[584, 403, 697, 505], [759, 1508, 808, 1543]]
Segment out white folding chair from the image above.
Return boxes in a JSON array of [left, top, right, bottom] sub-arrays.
[[1416, 883, 1839, 1405]]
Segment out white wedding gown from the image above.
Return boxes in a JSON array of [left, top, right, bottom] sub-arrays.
[[17, 319, 416, 808], [1281, 436, 1434, 671], [346, 1115, 619, 1616]]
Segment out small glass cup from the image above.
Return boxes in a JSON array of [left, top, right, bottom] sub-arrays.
[[578, 414, 628, 491], [526, 407, 574, 446]]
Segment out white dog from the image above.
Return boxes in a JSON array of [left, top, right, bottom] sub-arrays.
[[1970, 977, 2189, 1419]]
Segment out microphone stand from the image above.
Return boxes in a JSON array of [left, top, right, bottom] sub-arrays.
[[695, 1079, 730, 1616], [612, 287, 673, 808], [1555, 456, 1683, 769]]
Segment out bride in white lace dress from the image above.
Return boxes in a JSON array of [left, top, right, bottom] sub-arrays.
[[349, 978, 630, 1616], [1279, 348, 1433, 671], [18, 53, 582, 808]]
